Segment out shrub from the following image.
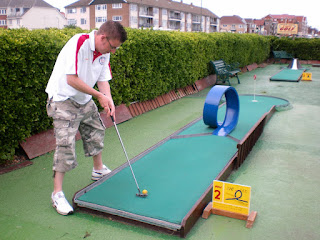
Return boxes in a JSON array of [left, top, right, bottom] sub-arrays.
[[271, 37, 320, 60], [0, 28, 271, 163]]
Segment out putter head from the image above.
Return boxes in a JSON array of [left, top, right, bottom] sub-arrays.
[[136, 193, 148, 198]]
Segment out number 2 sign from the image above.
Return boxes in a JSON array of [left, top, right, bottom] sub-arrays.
[[212, 180, 251, 215]]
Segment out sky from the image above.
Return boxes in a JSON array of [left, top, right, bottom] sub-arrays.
[[44, 0, 320, 30]]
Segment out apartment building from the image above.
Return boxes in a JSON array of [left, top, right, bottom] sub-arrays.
[[65, 0, 220, 33], [220, 15, 247, 33], [0, 8, 7, 29], [0, 0, 66, 29], [244, 18, 266, 35], [263, 14, 308, 36], [253, 19, 266, 35], [0, 0, 9, 29], [244, 18, 255, 34]]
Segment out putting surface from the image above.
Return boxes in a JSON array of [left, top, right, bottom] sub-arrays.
[[180, 95, 290, 140], [74, 95, 289, 231], [77, 135, 237, 226], [270, 68, 305, 82]]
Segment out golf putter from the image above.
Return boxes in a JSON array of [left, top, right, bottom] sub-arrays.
[[110, 115, 147, 198]]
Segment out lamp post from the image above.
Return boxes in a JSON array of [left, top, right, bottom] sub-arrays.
[[200, 0, 202, 32]]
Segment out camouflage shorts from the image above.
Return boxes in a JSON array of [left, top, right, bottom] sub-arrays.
[[46, 98, 106, 172]]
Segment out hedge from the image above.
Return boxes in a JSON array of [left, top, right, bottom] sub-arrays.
[[0, 28, 84, 162], [110, 30, 270, 104], [0, 28, 273, 163], [271, 37, 320, 60]]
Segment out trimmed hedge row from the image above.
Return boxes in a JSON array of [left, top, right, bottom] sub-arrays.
[[110, 29, 270, 104], [0, 28, 271, 163], [0, 28, 84, 162], [271, 37, 320, 60]]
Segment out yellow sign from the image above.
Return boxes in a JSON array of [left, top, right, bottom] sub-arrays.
[[212, 180, 251, 215], [302, 72, 312, 81], [277, 23, 298, 35]]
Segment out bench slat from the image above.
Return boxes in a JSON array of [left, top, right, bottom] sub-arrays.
[[210, 60, 241, 86]]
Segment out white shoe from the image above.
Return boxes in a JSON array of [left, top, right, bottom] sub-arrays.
[[92, 164, 111, 181], [51, 191, 74, 215]]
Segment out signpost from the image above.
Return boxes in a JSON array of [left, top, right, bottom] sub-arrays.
[[302, 72, 312, 81], [212, 180, 251, 215], [202, 180, 257, 228], [277, 23, 298, 35]]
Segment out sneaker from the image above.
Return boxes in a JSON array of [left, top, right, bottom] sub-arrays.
[[51, 191, 74, 215], [91, 164, 112, 181]]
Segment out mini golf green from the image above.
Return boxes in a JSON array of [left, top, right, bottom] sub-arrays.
[[73, 95, 289, 237], [270, 68, 305, 82]]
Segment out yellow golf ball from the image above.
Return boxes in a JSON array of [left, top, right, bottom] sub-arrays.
[[142, 189, 148, 195]]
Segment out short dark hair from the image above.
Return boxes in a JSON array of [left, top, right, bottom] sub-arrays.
[[97, 21, 127, 43]]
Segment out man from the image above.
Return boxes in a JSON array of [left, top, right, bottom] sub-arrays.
[[46, 21, 127, 215]]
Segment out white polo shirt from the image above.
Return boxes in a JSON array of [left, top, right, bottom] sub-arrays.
[[46, 30, 112, 104]]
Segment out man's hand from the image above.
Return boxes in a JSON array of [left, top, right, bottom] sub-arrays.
[[98, 93, 115, 119]]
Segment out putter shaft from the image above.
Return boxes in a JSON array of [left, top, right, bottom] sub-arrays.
[[111, 116, 142, 194]]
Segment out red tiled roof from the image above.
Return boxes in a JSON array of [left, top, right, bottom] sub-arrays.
[[220, 15, 246, 24], [67, 0, 219, 18], [254, 19, 264, 26], [66, 0, 92, 8]]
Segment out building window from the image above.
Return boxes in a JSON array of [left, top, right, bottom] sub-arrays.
[[81, 19, 86, 25], [112, 3, 122, 9], [112, 16, 122, 21], [130, 16, 138, 23], [68, 19, 77, 25], [80, 7, 86, 13], [96, 17, 107, 23], [0, 9, 6, 15], [96, 5, 107, 10], [223, 24, 227, 27], [0, 20, 6, 25], [130, 4, 137, 11], [162, 20, 167, 27], [67, 8, 76, 14], [162, 9, 167, 15]]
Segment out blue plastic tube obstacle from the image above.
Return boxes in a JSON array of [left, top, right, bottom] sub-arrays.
[[203, 86, 240, 136]]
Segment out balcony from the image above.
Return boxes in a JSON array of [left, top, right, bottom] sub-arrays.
[[8, 12, 24, 17], [192, 24, 201, 32], [139, 7, 153, 18], [139, 17, 153, 28], [210, 20, 218, 25], [168, 22, 181, 30], [169, 11, 181, 21], [192, 15, 201, 23], [139, 23, 153, 28]]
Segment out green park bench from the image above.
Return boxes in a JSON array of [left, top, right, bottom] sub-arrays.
[[210, 59, 241, 86], [272, 51, 294, 63]]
